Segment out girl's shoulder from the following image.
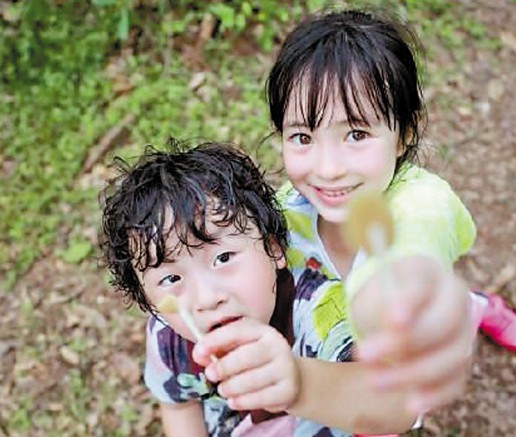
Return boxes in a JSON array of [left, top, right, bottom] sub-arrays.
[[387, 164, 462, 206], [276, 180, 295, 205]]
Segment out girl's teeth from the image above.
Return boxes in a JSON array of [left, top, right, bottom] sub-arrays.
[[323, 187, 355, 196]]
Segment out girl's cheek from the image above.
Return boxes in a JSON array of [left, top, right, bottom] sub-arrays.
[[283, 152, 307, 180]]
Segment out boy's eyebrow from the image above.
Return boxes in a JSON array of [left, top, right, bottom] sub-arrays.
[[141, 256, 177, 279]]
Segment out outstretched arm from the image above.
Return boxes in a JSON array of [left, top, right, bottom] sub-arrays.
[[193, 318, 417, 435], [288, 358, 416, 434]]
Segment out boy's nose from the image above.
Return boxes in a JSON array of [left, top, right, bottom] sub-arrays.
[[191, 279, 228, 313]]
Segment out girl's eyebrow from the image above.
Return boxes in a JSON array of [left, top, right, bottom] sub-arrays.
[[284, 117, 369, 129], [283, 120, 308, 128]]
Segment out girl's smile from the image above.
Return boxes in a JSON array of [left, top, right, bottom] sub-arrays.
[[311, 183, 362, 207]]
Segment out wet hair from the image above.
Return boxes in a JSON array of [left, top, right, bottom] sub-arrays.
[[266, 9, 427, 172], [100, 139, 289, 313]]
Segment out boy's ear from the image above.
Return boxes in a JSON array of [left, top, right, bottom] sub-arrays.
[[270, 238, 287, 270]]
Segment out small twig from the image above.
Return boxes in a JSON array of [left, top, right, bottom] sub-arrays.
[[81, 113, 136, 174]]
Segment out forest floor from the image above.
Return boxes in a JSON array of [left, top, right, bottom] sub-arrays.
[[0, 0, 515, 436]]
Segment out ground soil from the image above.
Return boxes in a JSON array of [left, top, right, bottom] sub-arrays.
[[0, 0, 514, 436]]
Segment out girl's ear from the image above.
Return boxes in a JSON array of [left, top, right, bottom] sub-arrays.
[[397, 129, 412, 157]]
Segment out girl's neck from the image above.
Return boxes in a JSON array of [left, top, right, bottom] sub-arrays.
[[317, 217, 355, 278]]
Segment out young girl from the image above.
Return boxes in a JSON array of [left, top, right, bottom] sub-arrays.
[[193, 8, 511, 436]]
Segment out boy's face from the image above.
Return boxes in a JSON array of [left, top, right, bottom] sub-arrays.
[[137, 211, 285, 343], [281, 85, 403, 225]]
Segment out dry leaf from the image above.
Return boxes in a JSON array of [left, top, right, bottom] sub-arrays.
[[59, 345, 80, 366]]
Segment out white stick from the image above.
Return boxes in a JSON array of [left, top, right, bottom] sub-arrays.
[[178, 307, 218, 362]]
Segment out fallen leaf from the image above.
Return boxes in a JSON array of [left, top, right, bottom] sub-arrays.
[[59, 345, 80, 366]]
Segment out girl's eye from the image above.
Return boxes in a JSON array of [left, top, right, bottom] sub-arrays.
[[159, 274, 181, 286], [214, 251, 234, 266], [289, 133, 312, 145], [347, 130, 369, 142]]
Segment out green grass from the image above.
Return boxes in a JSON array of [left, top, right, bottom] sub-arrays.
[[0, 0, 498, 291]]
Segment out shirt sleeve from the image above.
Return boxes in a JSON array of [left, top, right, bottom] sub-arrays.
[[144, 316, 211, 404], [345, 166, 476, 302], [144, 316, 182, 403]]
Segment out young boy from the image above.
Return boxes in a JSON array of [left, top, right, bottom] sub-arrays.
[[101, 140, 358, 435]]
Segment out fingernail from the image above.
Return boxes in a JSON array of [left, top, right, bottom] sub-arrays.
[[195, 343, 207, 357], [204, 365, 217, 381], [407, 394, 430, 414]]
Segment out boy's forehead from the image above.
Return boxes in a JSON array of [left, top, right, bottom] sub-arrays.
[[131, 206, 260, 267]]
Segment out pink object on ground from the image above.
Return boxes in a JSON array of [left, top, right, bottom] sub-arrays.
[[477, 292, 516, 352]]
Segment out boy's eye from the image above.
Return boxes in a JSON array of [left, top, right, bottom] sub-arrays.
[[289, 133, 312, 145], [159, 274, 181, 286], [347, 130, 369, 142], [214, 251, 233, 265]]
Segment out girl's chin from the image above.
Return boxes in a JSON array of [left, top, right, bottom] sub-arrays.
[[316, 208, 349, 225]]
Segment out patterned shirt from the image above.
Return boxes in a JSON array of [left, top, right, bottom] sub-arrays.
[[144, 164, 476, 436]]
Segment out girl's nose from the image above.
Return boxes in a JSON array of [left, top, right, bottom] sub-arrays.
[[315, 141, 345, 180]]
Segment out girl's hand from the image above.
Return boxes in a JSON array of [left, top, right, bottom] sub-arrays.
[[352, 255, 474, 414], [192, 317, 300, 413]]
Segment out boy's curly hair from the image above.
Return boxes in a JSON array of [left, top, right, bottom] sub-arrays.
[[99, 139, 289, 313]]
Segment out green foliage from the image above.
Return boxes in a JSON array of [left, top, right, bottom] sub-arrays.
[[0, 0, 494, 292], [58, 238, 94, 264], [7, 397, 33, 431]]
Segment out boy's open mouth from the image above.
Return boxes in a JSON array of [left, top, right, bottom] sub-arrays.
[[208, 316, 242, 332]]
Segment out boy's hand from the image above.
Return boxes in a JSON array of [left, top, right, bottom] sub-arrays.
[[192, 317, 300, 413], [352, 255, 474, 413]]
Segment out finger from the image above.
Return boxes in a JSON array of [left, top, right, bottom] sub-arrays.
[[369, 335, 472, 390], [227, 379, 297, 412], [393, 272, 471, 357], [406, 370, 468, 414], [193, 318, 264, 362], [386, 256, 440, 328], [207, 340, 273, 383], [217, 359, 281, 398], [371, 271, 471, 361]]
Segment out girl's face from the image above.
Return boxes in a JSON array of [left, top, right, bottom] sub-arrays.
[[138, 212, 285, 342], [282, 89, 404, 225]]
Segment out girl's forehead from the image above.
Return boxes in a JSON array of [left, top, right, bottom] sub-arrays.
[[284, 77, 380, 127]]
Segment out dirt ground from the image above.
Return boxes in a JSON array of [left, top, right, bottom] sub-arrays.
[[1, 0, 515, 436]]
